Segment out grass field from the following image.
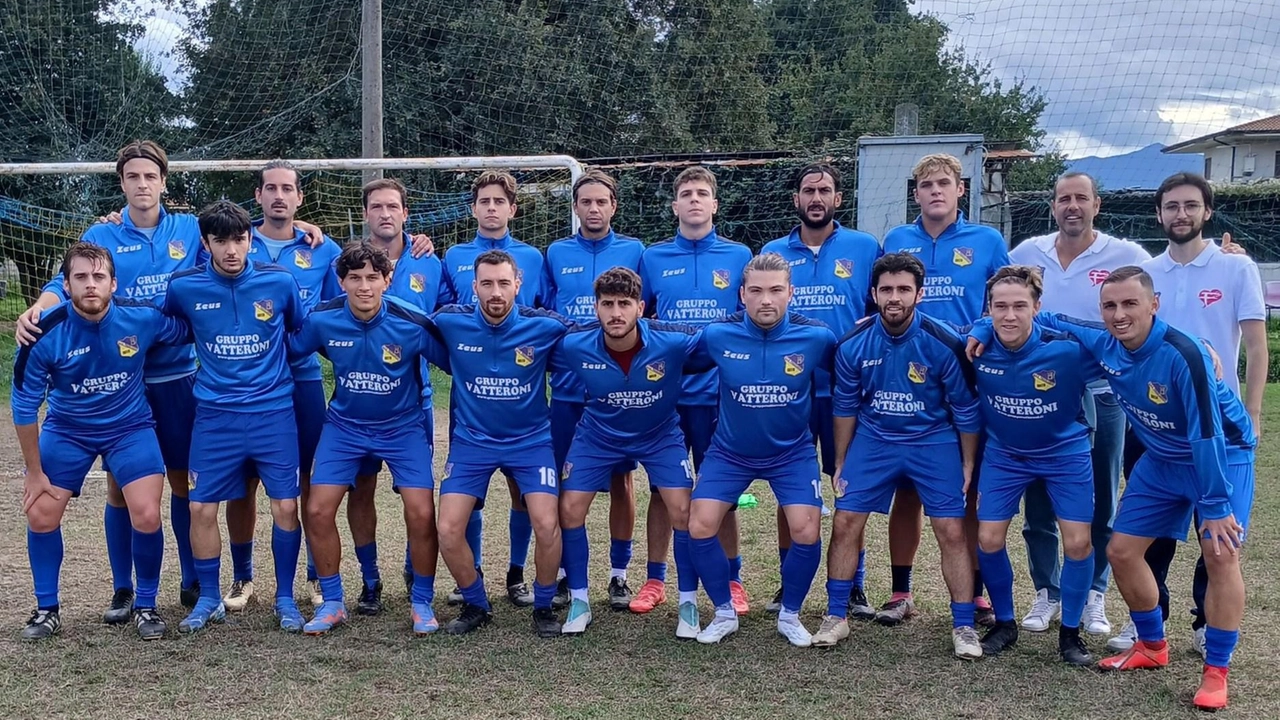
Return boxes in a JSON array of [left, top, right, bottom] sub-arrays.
[[0, 386, 1277, 719]]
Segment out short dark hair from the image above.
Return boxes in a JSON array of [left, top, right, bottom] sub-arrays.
[[116, 140, 168, 178], [258, 159, 301, 190], [62, 242, 115, 280], [795, 163, 841, 193], [198, 200, 251, 240], [986, 265, 1044, 303], [573, 170, 618, 203], [472, 171, 518, 204], [475, 249, 517, 273], [1155, 172, 1214, 211], [871, 252, 926, 290], [362, 177, 408, 209], [593, 266, 642, 300], [335, 241, 392, 279], [1053, 171, 1098, 198], [1100, 265, 1155, 295]]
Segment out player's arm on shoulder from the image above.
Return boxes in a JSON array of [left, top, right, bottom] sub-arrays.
[[287, 312, 324, 361], [154, 309, 193, 346], [422, 312, 452, 375], [964, 316, 995, 360], [681, 328, 716, 375], [1173, 353, 1233, 516]]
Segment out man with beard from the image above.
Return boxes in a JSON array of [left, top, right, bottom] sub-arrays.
[[815, 252, 983, 659], [1104, 173, 1267, 658], [759, 163, 880, 615]]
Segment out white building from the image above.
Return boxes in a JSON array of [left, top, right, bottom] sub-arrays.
[[1163, 113, 1280, 183]]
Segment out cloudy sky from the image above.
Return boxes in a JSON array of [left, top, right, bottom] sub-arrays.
[[128, 0, 1279, 159]]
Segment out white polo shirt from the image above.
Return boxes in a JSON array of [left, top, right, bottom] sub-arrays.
[[1143, 242, 1265, 396], [1010, 231, 1152, 321]]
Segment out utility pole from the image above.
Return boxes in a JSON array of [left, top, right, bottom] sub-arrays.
[[361, 0, 384, 187]]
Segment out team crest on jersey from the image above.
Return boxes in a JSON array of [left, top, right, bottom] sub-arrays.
[[1147, 381, 1168, 405], [952, 247, 973, 267], [907, 362, 928, 384], [561, 462, 573, 481], [382, 344, 402, 364], [784, 353, 805, 376], [254, 300, 274, 321], [1033, 370, 1056, 391], [117, 335, 140, 358], [1198, 289, 1223, 307], [834, 258, 854, 279], [294, 250, 312, 269], [515, 345, 535, 367], [646, 361, 666, 381], [409, 273, 426, 293], [712, 269, 731, 290], [1088, 269, 1111, 286], [168, 240, 186, 260]]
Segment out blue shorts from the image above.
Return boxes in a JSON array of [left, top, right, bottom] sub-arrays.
[[978, 447, 1094, 523], [312, 420, 434, 491], [563, 428, 693, 494], [189, 406, 300, 503], [42, 425, 164, 495], [357, 408, 433, 477], [835, 431, 966, 518], [441, 435, 558, 502], [108, 373, 195, 473], [678, 404, 717, 472], [294, 380, 327, 477], [692, 443, 823, 508], [552, 400, 635, 479], [1115, 456, 1255, 542], [810, 396, 836, 477]]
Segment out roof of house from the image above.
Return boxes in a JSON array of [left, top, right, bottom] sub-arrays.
[[1164, 112, 1280, 154]]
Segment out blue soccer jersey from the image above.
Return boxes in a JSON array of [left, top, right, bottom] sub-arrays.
[[441, 232, 547, 307], [248, 223, 342, 382], [44, 206, 202, 380], [163, 261, 304, 413], [882, 212, 1010, 326], [544, 230, 645, 403], [638, 228, 752, 406]]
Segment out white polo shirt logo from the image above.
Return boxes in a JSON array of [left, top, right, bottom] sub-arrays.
[[1198, 288, 1223, 307], [1088, 269, 1110, 286]]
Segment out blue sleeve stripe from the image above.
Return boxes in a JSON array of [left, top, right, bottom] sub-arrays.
[[1163, 329, 1221, 442], [837, 317, 876, 347], [14, 306, 68, 391], [315, 297, 347, 313], [1055, 313, 1108, 330], [170, 266, 204, 281], [646, 320, 699, 335], [385, 301, 433, 331]]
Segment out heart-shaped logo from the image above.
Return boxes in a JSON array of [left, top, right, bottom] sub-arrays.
[[1198, 289, 1223, 307]]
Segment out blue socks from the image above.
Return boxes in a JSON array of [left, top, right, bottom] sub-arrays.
[[853, 549, 867, 589], [28, 528, 63, 610], [780, 540, 821, 614], [319, 573, 344, 604], [1204, 626, 1239, 668], [672, 529, 698, 593], [950, 601, 977, 629], [411, 572, 435, 605], [403, 543, 412, 581], [778, 545, 789, 570], [509, 509, 532, 569], [533, 581, 556, 610], [230, 541, 254, 583], [355, 542, 381, 588], [305, 541, 317, 582], [562, 525, 589, 591], [195, 556, 221, 602], [466, 509, 483, 566], [104, 504, 133, 592], [826, 578, 853, 618], [132, 528, 164, 609], [271, 524, 302, 601], [690, 535, 731, 608], [647, 561, 667, 583], [728, 555, 743, 583], [460, 575, 491, 610], [170, 494, 196, 588], [1132, 606, 1166, 644], [977, 547, 1016, 623], [1060, 551, 1095, 630], [609, 538, 633, 573]]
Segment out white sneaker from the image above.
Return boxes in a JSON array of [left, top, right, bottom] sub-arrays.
[[223, 579, 255, 612], [561, 599, 592, 635], [811, 615, 850, 647], [696, 613, 739, 644], [1193, 626, 1207, 660], [1106, 620, 1138, 652], [676, 602, 701, 639], [308, 579, 323, 608], [777, 616, 813, 648], [1020, 588, 1061, 632], [953, 625, 983, 660], [1082, 590, 1111, 635]]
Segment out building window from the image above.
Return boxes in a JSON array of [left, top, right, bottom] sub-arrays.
[[1204, 156, 1212, 180]]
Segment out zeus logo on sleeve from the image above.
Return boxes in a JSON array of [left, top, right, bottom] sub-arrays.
[[869, 390, 925, 415], [338, 372, 401, 394], [730, 384, 801, 408]]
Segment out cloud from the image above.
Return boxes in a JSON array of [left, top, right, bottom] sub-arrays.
[[913, 0, 1280, 157]]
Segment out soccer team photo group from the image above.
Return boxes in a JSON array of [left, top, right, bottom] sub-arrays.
[[9, 139, 1268, 714]]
